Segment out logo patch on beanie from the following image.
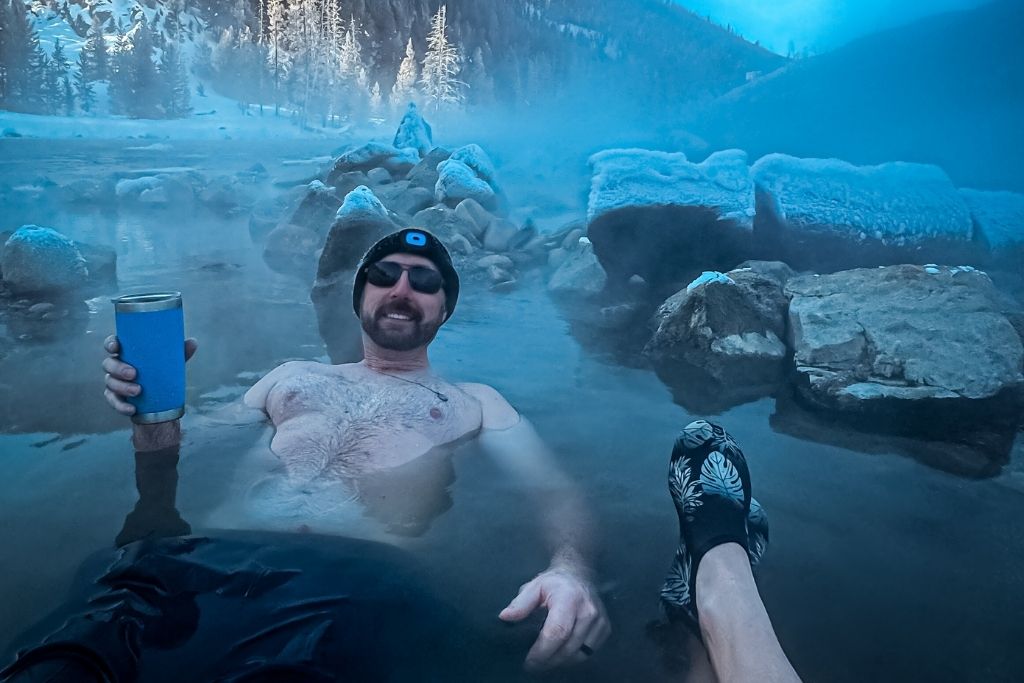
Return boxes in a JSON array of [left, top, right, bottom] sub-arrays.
[[405, 231, 427, 247]]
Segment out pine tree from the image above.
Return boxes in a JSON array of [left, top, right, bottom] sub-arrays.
[[60, 74, 74, 115], [127, 17, 161, 117], [338, 16, 362, 79], [420, 5, 464, 112], [266, 0, 287, 112], [74, 53, 95, 112], [369, 80, 381, 112], [0, 0, 38, 106], [107, 30, 131, 114], [390, 37, 419, 109], [159, 41, 191, 117]]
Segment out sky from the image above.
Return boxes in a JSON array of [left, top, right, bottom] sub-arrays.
[[675, 0, 993, 54]]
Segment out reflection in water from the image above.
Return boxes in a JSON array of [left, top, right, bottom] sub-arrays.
[[116, 448, 192, 548]]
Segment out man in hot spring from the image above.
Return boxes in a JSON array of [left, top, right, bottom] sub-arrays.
[[83, 228, 798, 682], [101, 228, 610, 672]]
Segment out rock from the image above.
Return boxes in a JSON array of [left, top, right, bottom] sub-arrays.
[[587, 148, 754, 290], [476, 254, 515, 271], [199, 175, 251, 213], [548, 241, 607, 298], [28, 302, 55, 317], [786, 265, 1023, 443], [330, 170, 372, 198], [74, 241, 117, 285], [487, 264, 512, 284], [315, 186, 400, 291], [449, 144, 497, 189], [263, 223, 321, 278], [406, 147, 451, 191], [752, 154, 977, 272], [548, 247, 568, 270], [366, 167, 393, 185], [645, 265, 789, 388], [482, 219, 519, 252], [410, 205, 481, 248], [435, 159, 496, 210], [454, 198, 494, 238], [277, 180, 342, 239], [491, 279, 517, 293], [326, 143, 419, 186], [249, 196, 288, 242], [393, 103, 433, 155], [960, 188, 1024, 272], [562, 228, 584, 251], [598, 303, 643, 330], [115, 173, 196, 206], [58, 177, 116, 205], [446, 233, 474, 256], [1, 226, 88, 295], [374, 181, 434, 218]]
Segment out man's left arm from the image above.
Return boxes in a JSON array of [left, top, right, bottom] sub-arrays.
[[460, 383, 611, 671]]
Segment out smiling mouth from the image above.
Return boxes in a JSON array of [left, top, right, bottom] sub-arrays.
[[384, 313, 414, 321]]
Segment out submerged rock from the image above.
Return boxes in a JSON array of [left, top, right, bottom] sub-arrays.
[[548, 239, 607, 298], [1, 226, 88, 295], [752, 154, 977, 271], [586, 148, 754, 290]]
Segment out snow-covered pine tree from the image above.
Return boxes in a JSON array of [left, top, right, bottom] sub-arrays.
[[389, 37, 418, 109], [159, 41, 191, 117], [81, 19, 109, 82], [126, 18, 161, 117], [266, 0, 287, 112], [338, 15, 362, 79], [107, 30, 131, 114], [369, 80, 382, 112], [0, 0, 43, 109], [420, 5, 464, 112], [467, 45, 492, 106], [74, 52, 95, 112]]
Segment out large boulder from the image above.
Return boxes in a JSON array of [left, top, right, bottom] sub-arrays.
[[393, 103, 433, 156], [786, 265, 1023, 452], [314, 186, 400, 293], [752, 154, 978, 272], [263, 223, 321, 279], [373, 180, 435, 218], [449, 144, 497, 190], [645, 261, 792, 389], [312, 187, 400, 363], [1, 226, 89, 295], [586, 148, 755, 292], [960, 188, 1024, 272], [325, 143, 419, 185], [406, 147, 451, 191], [74, 241, 117, 285], [435, 158, 496, 210], [410, 205, 481, 249], [278, 180, 342, 239]]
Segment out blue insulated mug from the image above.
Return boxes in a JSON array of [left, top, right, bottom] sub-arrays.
[[112, 292, 186, 424]]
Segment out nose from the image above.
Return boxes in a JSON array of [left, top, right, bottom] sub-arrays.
[[388, 270, 414, 296]]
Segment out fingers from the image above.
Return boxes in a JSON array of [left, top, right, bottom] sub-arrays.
[[184, 337, 198, 361], [104, 388, 136, 416], [103, 334, 120, 355], [551, 598, 611, 668], [525, 596, 576, 670], [102, 355, 136, 382], [499, 579, 542, 623]]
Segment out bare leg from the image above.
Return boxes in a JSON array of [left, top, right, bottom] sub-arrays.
[[683, 631, 716, 683], [695, 543, 800, 683]]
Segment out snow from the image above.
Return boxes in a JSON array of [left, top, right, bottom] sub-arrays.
[[336, 185, 388, 218], [686, 270, 735, 291], [587, 148, 755, 227], [449, 143, 496, 186], [114, 176, 162, 196], [959, 188, 1024, 249], [392, 103, 433, 155], [751, 154, 973, 244], [435, 158, 495, 206], [337, 141, 419, 167]]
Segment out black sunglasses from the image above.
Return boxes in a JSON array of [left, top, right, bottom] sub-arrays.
[[366, 261, 444, 294]]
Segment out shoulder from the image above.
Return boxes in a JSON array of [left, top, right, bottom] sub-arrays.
[[458, 382, 521, 431], [242, 360, 324, 409]]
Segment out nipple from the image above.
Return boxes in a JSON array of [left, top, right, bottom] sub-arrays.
[[430, 407, 443, 420]]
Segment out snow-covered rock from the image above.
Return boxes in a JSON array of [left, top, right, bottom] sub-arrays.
[[393, 103, 433, 156], [314, 186, 399, 291], [586, 148, 755, 288], [449, 144, 497, 189], [276, 180, 342, 239], [960, 188, 1024, 269], [645, 262, 792, 392], [1, 225, 88, 295], [435, 158, 497, 210], [752, 154, 976, 271], [786, 265, 1023, 428], [326, 143, 419, 184]]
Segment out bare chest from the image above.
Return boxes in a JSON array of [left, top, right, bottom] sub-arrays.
[[265, 369, 481, 472]]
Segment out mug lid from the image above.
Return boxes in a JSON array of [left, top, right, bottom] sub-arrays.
[[112, 292, 182, 313]]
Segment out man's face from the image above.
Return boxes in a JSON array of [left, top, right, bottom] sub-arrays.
[[359, 253, 447, 352]]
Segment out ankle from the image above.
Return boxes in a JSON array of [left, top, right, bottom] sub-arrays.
[[695, 542, 756, 617]]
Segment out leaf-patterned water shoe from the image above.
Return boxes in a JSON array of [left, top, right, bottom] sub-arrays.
[[660, 420, 769, 637]]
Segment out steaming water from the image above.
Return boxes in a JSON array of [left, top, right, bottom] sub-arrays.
[[1, 139, 1022, 682]]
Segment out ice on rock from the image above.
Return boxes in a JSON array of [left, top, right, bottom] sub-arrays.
[[959, 188, 1024, 250], [336, 186, 389, 219], [449, 144, 496, 187], [435, 159, 496, 209], [587, 148, 754, 227], [1, 225, 88, 294], [687, 271, 735, 291]]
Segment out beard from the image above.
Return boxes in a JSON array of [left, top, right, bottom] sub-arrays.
[[360, 300, 444, 352]]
